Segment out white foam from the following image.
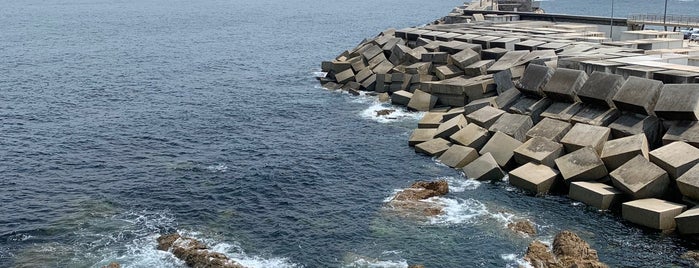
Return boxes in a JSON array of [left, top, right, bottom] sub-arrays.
[[344, 257, 408, 268], [213, 243, 300, 268], [503, 253, 534, 268], [358, 101, 424, 124], [444, 176, 481, 192], [427, 197, 489, 225], [206, 163, 229, 173]]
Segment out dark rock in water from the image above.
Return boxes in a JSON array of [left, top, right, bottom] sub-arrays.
[[525, 230, 608, 268], [157, 233, 246, 268], [375, 109, 395, 116], [393, 180, 449, 201], [409, 265, 426, 268], [508, 220, 536, 236], [525, 241, 558, 268], [681, 251, 699, 266], [101, 262, 121, 268]]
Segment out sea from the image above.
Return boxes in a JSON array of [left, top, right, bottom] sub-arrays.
[[2, 0, 699, 267]]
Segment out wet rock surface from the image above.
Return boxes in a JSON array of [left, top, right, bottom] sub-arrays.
[[524, 231, 607, 268], [157, 233, 246, 268], [507, 220, 537, 236]]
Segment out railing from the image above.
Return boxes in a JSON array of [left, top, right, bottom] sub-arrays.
[[628, 14, 699, 27]]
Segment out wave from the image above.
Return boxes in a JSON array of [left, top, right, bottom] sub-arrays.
[[358, 101, 424, 124]]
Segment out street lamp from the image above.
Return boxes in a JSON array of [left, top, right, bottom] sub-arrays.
[[610, 0, 614, 40], [663, 0, 669, 31]]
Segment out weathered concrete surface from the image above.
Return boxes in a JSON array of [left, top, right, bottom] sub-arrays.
[[654, 84, 699, 121], [437, 144, 479, 168], [577, 71, 625, 108], [409, 128, 437, 147], [509, 163, 559, 194], [450, 48, 480, 70], [600, 133, 649, 171], [467, 106, 506, 129], [435, 65, 463, 80], [649, 141, 699, 180], [391, 90, 413, 106], [405, 62, 432, 75], [449, 123, 491, 150], [479, 131, 523, 167], [612, 76, 663, 116], [542, 68, 588, 103], [464, 60, 495, 77], [675, 207, 699, 234], [608, 112, 662, 146], [442, 107, 465, 121], [622, 198, 686, 230], [408, 89, 438, 111], [570, 181, 623, 210], [555, 147, 608, 183], [418, 112, 444, 129], [157, 233, 247, 268], [463, 97, 496, 115], [508, 96, 552, 124], [435, 114, 468, 139], [514, 137, 564, 167], [677, 165, 699, 201], [516, 64, 555, 97], [415, 138, 451, 156], [493, 69, 516, 94], [560, 124, 610, 154], [662, 121, 699, 147], [494, 87, 522, 110], [462, 152, 506, 181], [610, 155, 670, 200], [541, 102, 584, 122], [570, 104, 620, 126], [482, 47, 509, 61], [526, 118, 572, 142], [487, 50, 529, 74], [488, 113, 533, 142]]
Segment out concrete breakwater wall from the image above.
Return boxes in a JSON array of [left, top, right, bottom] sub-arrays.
[[318, 11, 699, 237]]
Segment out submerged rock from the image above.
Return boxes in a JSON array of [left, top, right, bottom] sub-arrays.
[[524, 230, 607, 268], [101, 262, 121, 268], [508, 220, 537, 236], [156, 233, 246, 268], [681, 251, 699, 266], [375, 109, 396, 116], [392, 180, 449, 201]]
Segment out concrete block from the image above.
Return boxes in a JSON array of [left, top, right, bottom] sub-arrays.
[[571, 104, 620, 126], [464, 60, 495, 77], [349, 57, 368, 73], [662, 121, 699, 148], [421, 52, 449, 64], [493, 69, 515, 94], [612, 77, 663, 116], [526, 118, 572, 142], [515, 40, 546, 51], [329, 60, 353, 73], [464, 97, 496, 115], [677, 165, 699, 201], [509, 163, 559, 194], [494, 87, 522, 110], [542, 68, 588, 102], [467, 106, 506, 129], [449, 123, 491, 150], [554, 147, 608, 183], [488, 113, 533, 142], [409, 128, 437, 147], [472, 35, 500, 49], [390, 90, 413, 106], [334, 68, 355, 84], [435, 114, 468, 139], [414, 138, 451, 156], [608, 112, 662, 146], [654, 84, 699, 121], [462, 152, 506, 181], [449, 48, 480, 70], [622, 198, 685, 230], [649, 141, 699, 180], [675, 207, 699, 234], [577, 71, 625, 108], [541, 102, 584, 122], [516, 64, 555, 97], [615, 65, 665, 80], [482, 47, 509, 61], [569, 181, 623, 210], [405, 62, 432, 75], [490, 37, 521, 51], [601, 134, 649, 171], [514, 137, 564, 167], [508, 97, 552, 123], [408, 89, 438, 111], [560, 123, 610, 154], [437, 145, 479, 168], [487, 50, 529, 74], [418, 112, 444, 129], [355, 68, 374, 84], [390, 44, 412, 65], [479, 131, 524, 167], [435, 65, 463, 80], [372, 60, 394, 74], [610, 155, 670, 199], [361, 44, 384, 62], [654, 70, 698, 84]]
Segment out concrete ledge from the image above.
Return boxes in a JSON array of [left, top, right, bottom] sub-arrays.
[[622, 198, 685, 230], [509, 163, 559, 194], [569, 181, 623, 210]]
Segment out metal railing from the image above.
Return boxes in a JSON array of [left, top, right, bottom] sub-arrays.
[[628, 14, 699, 27]]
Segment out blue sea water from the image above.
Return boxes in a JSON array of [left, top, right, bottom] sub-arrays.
[[1, 0, 698, 267]]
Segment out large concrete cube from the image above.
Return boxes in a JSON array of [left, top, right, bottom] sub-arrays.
[[541, 102, 584, 122], [479, 131, 524, 167], [622, 198, 686, 230], [437, 145, 479, 168], [409, 128, 436, 147], [542, 68, 588, 103], [488, 113, 533, 142], [514, 137, 564, 167], [442, 107, 465, 122], [435, 114, 468, 139], [526, 118, 572, 142], [449, 123, 491, 150], [435, 65, 463, 80], [487, 50, 529, 74], [612, 76, 663, 116], [462, 152, 506, 181], [463, 97, 496, 115], [418, 112, 444, 129], [610, 155, 670, 199], [494, 87, 522, 110], [677, 165, 699, 201], [675, 207, 699, 234], [570, 181, 623, 210], [509, 163, 559, 194], [467, 106, 506, 129], [464, 60, 495, 77], [449, 48, 480, 70], [555, 147, 608, 183], [654, 84, 699, 121], [577, 71, 625, 108], [600, 134, 649, 171], [391, 90, 413, 106], [571, 104, 620, 126], [560, 124, 611, 154], [662, 121, 699, 148], [408, 89, 438, 111], [508, 96, 552, 123], [516, 64, 555, 97], [415, 138, 451, 156], [649, 141, 699, 180], [608, 112, 662, 145]]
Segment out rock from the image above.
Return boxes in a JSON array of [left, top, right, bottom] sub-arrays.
[[393, 180, 449, 201], [524, 241, 558, 268], [508, 220, 537, 236], [681, 251, 699, 266], [569, 182, 623, 210], [157, 233, 246, 268], [408, 265, 426, 268], [101, 262, 121, 268], [622, 198, 686, 230], [552, 231, 607, 268], [375, 109, 395, 116]]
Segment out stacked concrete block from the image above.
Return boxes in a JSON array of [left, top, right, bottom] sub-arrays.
[[662, 121, 699, 147], [555, 147, 608, 183], [467, 106, 506, 129], [494, 87, 522, 110], [513, 137, 564, 167], [409, 128, 437, 146], [450, 123, 491, 150], [493, 69, 515, 94], [516, 64, 555, 97], [490, 37, 521, 51], [654, 70, 698, 84], [526, 118, 572, 142], [442, 107, 465, 121], [610, 155, 670, 199], [479, 131, 524, 167], [437, 144, 479, 168], [372, 60, 394, 75], [449, 48, 480, 70], [542, 68, 588, 102], [408, 89, 438, 111], [472, 35, 500, 49], [577, 71, 625, 108], [488, 113, 533, 142], [418, 112, 444, 128], [560, 123, 610, 154], [463, 97, 496, 115], [654, 84, 699, 121], [541, 102, 584, 122], [464, 60, 495, 77], [415, 138, 451, 156], [390, 73, 412, 92], [405, 62, 432, 75], [612, 77, 663, 115], [509, 163, 559, 194], [421, 52, 449, 64], [608, 112, 662, 146], [435, 114, 468, 139], [570, 104, 620, 126], [391, 90, 413, 106], [463, 152, 506, 181], [649, 141, 699, 180], [482, 48, 509, 61], [569, 182, 623, 210], [622, 198, 686, 230], [515, 40, 547, 51], [334, 68, 356, 84], [675, 207, 699, 234], [600, 134, 649, 171], [435, 65, 463, 80], [615, 65, 666, 80], [487, 50, 529, 74], [677, 165, 699, 201]]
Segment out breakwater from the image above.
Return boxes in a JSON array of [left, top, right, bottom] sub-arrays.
[[319, 6, 699, 266]]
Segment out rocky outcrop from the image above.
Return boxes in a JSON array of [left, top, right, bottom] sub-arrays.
[[508, 220, 537, 236], [101, 262, 121, 268], [681, 251, 699, 266], [392, 180, 449, 201], [524, 231, 607, 268], [375, 109, 396, 116], [157, 233, 246, 268]]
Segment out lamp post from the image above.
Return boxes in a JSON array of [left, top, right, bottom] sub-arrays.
[[663, 0, 669, 31], [610, 0, 614, 40]]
